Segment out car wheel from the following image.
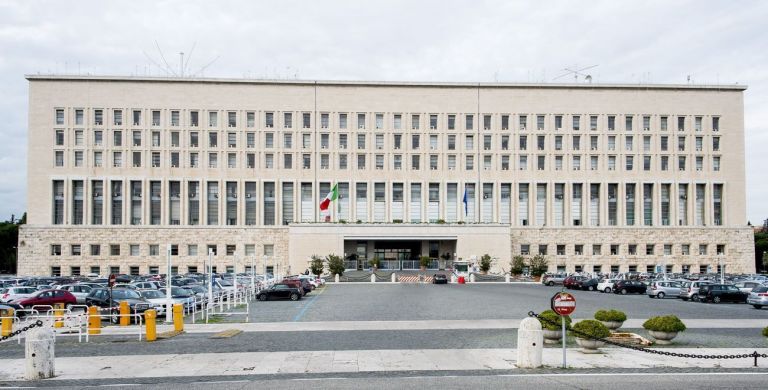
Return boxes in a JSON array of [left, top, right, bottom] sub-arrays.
[[691, 295, 699, 302], [657, 292, 665, 299], [588, 285, 595, 291], [713, 296, 721, 304], [290, 293, 300, 301], [604, 287, 611, 293], [547, 281, 554, 286], [753, 305, 763, 309], [258, 295, 267, 301], [621, 288, 628, 295]]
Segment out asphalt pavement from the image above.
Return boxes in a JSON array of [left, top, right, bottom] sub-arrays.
[[244, 283, 768, 323]]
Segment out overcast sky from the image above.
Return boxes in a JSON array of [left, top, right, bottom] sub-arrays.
[[1, 0, 766, 224]]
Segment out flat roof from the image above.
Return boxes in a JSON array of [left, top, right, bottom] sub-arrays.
[[25, 74, 747, 91]]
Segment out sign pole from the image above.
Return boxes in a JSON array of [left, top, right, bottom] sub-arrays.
[[166, 244, 172, 323], [561, 315, 566, 368]]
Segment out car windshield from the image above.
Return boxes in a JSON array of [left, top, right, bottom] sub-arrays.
[[112, 289, 141, 299], [753, 286, 768, 293], [141, 290, 165, 299], [218, 280, 233, 287], [171, 287, 192, 296]]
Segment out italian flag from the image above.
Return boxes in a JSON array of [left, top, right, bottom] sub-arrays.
[[319, 184, 338, 212]]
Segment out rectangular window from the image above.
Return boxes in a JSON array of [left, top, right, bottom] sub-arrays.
[[92, 180, 103, 225], [643, 183, 653, 226], [357, 182, 369, 222], [265, 112, 274, 128], [302, 112, 311, 128], [590, 115, 598, 131], [519, 115, 528, 130], [411, 114, 420, 130], [111, 180, 123, 224], [281, 182, 293, 225], [712, 117, 720, 131], [339, 113, 348, 129], [321, 113, 329, 128], [264, 182, 275, 225], [358, 113, 366, 129], [246, 181, 258, 225], [448, 114, 456, 130], [572, 115, 580, 131], [465, 114, 473, 130], [430, 114, 438, 129], [188, 181, 200, 225], [484, 115, 492, 130], [625, 183, 635, 226], [54, 151, 64, 167]]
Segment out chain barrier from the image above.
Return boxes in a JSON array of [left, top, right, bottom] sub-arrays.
[[0, 320, 44, 343], [527, 311, 767, 367]]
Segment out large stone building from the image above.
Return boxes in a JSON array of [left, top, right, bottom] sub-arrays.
[[18, 75, 754, 276]]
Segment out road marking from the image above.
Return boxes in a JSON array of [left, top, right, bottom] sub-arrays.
[[210, 329, 243, 339], [292, 287, 326, 322]]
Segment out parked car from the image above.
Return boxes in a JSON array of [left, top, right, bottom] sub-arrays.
[[647, 281, 683, 299], [0, 286, 39, 303], [597, 279, 618, 293], [563, 276, 588, 289], [57, 284, 93, 304], [85, 288, 157, 323], [283, 278, 312, 295], [170, 287, 196, 309], [542, 274, 566, 286], [433, 274, 448, 284], [256, 284, 302, 301], [131, 281, 163, 290], [5, 290, 78, 313], [612, 280, 647, 295], [747, 286, 768, 309], [733, 281, 764, 294], [138, 290, 168, 315], [573, 278, 599, 291], [679, 281, 712, 301], [697, 284, 748, 303]]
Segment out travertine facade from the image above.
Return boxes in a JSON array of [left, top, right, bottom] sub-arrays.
[[19, 75, 754, 276]]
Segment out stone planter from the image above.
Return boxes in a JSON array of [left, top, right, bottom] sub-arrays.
[[575, 338, 606, 353], [542, 329, 563, 344], [600, 321, 624, 330], [420, 266, 427, 271], [648, 330, 678, 345]]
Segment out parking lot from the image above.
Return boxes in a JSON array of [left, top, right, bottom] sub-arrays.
[[248, 283, 768, 323]]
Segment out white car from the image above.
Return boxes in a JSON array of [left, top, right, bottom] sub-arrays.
[[1, 286, 39, 303], [297, 275, 320, 288], [597, 279, 618, 293], [131, 281, 163, 290], [58, 284, 93, 304], [137, 290, 168, 315], [733, 281, 765, 294]]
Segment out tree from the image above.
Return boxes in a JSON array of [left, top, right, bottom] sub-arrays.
[[510, 255, 526, 275], [0, 215, 23, 274], [479, 254, 492, 273], [309, 255, 324, 277], [755, 230, 768, 272], [326, 253, 345, 277], [529, 254, 548, 277]]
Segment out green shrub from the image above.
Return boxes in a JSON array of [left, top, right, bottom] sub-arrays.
[[369, 256, 381, 268], [326, 253, 345, 276], [642, 315, 687, 333], [419, 256, 432, 268], [594, 309, 627, 322], [309, 255, 324, 277], [572, 319, 611, 339], [510, 255, 526, 275], [479, 254, 492, 273], [762, 326, 768, 338], [538, 309, 571, 331], [529, 254, 548, 277]]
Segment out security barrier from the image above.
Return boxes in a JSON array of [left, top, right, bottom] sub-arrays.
[[145, 309, 157, 342]]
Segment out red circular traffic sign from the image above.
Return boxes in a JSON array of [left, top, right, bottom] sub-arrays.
[[551, 292, 576, 316]]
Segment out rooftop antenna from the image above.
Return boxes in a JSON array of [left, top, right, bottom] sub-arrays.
[[553, 65, 598, 83], [179, 52, 184, 77]]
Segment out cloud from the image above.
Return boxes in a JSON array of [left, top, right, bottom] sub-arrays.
[[1, 0, 767, 223]]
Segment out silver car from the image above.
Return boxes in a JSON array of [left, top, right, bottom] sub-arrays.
[[747, 286, 768, 309], [679, 280, 712, 301], [647, 281, 683, 299], [58, 284, 93, 304], [734, 281, 764, 294]]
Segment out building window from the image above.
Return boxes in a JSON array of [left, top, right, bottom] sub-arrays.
[[699, 244, 708, 255], [628, 244, 637, 255], [90, 244, 100, 256], [264, 244, 274, 256], [520, 244, 530, 255], [592, 244, 601, 256], [188, 244, 198, 256], [226, 245, 236, 256], [130, 244, 140, 256], [645, 244, 654, 255], [110, 244, 120, 256], [574, 244, 583, 255]]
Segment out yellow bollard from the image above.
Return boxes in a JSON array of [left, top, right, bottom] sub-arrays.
[[119, 301, 130, 326], [54, 303, 64, 328], [1, 308, 13, 337], [88, 306, 101, 335], [172, 303, 184, 332], [144, 309, 157, 342]]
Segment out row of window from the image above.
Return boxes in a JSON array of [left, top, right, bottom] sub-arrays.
[[54, 129, 724, 154], [54, 108, 723, 132], [48, 264, 264, 277], [53, 149, 723, 172], [50, 243, 274, 257], [519, 243, 726, 256], [51, 180, 725, 227], [561, 264, 725, 275]]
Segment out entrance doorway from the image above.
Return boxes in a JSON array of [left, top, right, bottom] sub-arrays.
[[344, 239, 456, 270]]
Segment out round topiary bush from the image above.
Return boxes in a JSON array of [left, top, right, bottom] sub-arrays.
[[572, 319, 611, 339], [643, 315, 687, 333], [594, 309, 627, 322], [762, 326, 768, 338], [537, 309, 572, 331]]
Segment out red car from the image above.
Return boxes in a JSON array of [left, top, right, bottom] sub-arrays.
[[7, 289, 77, 312]]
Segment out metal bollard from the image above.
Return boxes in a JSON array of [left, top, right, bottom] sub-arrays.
[[53, 303, 64, 328], [25, 326, 55, 380], [469, 274, 476, 283], [335, 274, 340, 283], [392, 273, 397, 283], [451, 274, 456, 283], [371, 274, 376, 283], [145, 309, 157, 342], [172, 304, 184, 332], [1, 308, 13, 336], [119, 301, 130, 326], [505, 274, 511, 283], [516, 317, 543, 368], [87, 306, 101, 335]]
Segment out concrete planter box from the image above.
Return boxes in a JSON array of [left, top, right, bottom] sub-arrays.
[[542, 329, 563, 344], [648, 330, 678, 345], [600, 321, 624, 330], [575, 338, 605, 353]]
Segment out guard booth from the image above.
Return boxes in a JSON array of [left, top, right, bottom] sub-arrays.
[[452, 260, 470, 277]]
